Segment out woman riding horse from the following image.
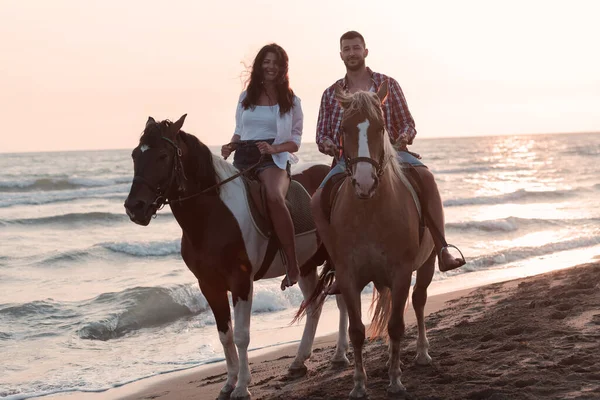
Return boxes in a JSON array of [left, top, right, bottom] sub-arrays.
[[221, 43, 303, 291]]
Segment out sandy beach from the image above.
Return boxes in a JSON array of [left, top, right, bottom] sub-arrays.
[[64, 260, 599, 400]]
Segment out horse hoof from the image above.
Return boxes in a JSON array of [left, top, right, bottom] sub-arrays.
[[387, 383, 406, 398], [330, 357, 350, 369], [287, 364, 308, 378], [217, 385, 234, 400], [349, 388, 368, 399], [414, 353, 432, 366], [230, 394, 250, 400], [230, 388, 251, 400]]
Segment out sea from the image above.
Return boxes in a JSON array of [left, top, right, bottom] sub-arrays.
[[1, 132, 600, 399]]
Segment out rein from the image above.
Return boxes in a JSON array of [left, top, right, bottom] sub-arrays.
[[134, 138, 262, 210]]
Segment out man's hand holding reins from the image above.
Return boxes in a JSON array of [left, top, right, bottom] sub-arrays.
[[321, 138, 337, 157]]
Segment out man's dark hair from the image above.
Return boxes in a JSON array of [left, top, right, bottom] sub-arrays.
[[339, 31, 366, 49]]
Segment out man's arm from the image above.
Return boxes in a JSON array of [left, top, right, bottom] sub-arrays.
[[387, 78, 417, 147], [316, 89, 335, 155]]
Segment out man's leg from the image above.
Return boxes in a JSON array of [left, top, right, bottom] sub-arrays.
[[413, 166, 465, 272], [310, 188, 340, 294], [311, 162, 345, 294]]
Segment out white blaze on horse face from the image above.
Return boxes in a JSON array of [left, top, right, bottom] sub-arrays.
[[140, 144, 150, 153], [353, 119, 376, 196]]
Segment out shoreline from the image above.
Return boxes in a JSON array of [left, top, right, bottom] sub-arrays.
[[48, 288, 476, 400], [43, 251, 600, 400]]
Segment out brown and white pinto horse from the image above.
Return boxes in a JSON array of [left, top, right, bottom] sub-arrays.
[[326, 83, 437, 398], [124, 115, 347, 400]]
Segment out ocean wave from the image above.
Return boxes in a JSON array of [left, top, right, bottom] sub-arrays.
[[251, 285, 303, 313], [0, 300, 81, 340], [0, 177, 131, 193], [0, 184, 130, 208], [78, 285, 208, 341], [0, 282, 306, 344], [444, 188, 580, 207], [33, 240, 181, 267], [445, 216, 576, 233], [2, 212, 129, 226], [0, 300, 66, 318], [432, 165, 495, 175], [99, 240, 181, 257], [464, 235, 600, 270], [41, 250, 95, 265]]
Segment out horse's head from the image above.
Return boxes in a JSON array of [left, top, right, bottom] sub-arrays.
[[336, 81, 390, 199], [124, 114, 187, 225]]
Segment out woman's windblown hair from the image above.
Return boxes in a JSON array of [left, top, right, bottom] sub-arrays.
[[242, 43, 295, 116]]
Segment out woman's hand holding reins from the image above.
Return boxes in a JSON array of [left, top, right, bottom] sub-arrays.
[[257, 141, 277, 155], [221, 142, 237, 160]]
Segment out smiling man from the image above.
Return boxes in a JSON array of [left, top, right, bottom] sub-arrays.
[[311, 31, 465, 294]]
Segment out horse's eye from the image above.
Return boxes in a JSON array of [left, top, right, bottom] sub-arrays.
[[159, 153, 168, 161]]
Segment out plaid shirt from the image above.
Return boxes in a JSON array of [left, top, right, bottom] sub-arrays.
[[316, 68, 417, 154]]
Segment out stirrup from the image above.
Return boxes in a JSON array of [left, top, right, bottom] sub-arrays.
[[439, 244, 466, 271]]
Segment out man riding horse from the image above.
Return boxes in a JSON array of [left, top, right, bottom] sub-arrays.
[[311, 31, 466, 295]]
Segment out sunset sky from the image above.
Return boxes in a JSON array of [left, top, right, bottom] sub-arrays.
[[1, 0, 599, 153]]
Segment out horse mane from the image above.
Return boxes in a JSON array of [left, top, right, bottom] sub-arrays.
[[339, 90, 404, 179], [336, 90, 384, 127], [211, 153, 242, 182], [210, 152, 247, 205]]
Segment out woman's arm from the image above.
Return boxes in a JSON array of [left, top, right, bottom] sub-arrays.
[[222, 93, 245, 159]]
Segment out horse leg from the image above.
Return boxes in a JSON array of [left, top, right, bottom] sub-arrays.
[[200, 283, 238, 400], [230, 282, 254, 400], [289, 267, 321, 377], [330, 293, 350, 368], [387, 268, 412, 396], [341, 283, 367, 399], [413, 251, 435, 365]]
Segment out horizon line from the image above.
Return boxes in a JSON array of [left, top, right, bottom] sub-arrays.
[[2, 130, 598, 155]]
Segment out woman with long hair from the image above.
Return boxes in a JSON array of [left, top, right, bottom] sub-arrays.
[[221, 43, 303, 290]]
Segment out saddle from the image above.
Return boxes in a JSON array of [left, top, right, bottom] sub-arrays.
[[320, 164, 427, 242], [243, 177, 315, 238]]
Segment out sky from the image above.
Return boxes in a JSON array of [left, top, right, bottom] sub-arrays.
[[1, 0, 599, 153]]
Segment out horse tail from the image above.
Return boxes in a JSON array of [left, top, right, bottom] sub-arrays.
[[291, 250, 334, 325], [367, 286, 393, 340]]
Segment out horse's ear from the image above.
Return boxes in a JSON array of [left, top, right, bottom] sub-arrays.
[[171, 114, 187, 134], [334, 84, 352, 109], [146, 116, 156, 127], [377, 80, 389, 104]]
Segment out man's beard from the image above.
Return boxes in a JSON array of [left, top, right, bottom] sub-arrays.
[[344, 58, 365, 71]]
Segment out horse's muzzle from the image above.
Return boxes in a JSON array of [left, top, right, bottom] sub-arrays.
[[351, 174, 379, 200], [124, 198, 154, 226]]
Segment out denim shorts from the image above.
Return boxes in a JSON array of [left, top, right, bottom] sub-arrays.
[[318, 150, 426, 189], [233, 139, 290, 179]]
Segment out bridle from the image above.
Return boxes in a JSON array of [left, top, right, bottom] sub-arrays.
[[339, 126, 389, 179], [131, 137, 186, 211], [132, 137, 261, 212]]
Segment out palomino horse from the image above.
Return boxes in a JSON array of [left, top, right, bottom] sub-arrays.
[[124, 115, 348, 400], [325, 82, 436, 398]]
